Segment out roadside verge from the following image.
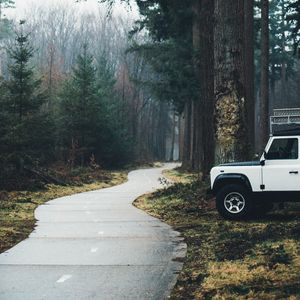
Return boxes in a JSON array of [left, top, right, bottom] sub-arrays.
[[134, 168, 300, 299]]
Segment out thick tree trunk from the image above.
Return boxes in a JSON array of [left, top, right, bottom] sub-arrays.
[[199, 0, 215, 176], [191, 0, 202, 172], [260, 0, 270, 150], [188, 0, 215, 175], [244, 0, 255, 157], [214, 0, 248, 162]]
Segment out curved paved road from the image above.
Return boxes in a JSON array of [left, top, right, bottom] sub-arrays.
[[0, 164, 186, 300]]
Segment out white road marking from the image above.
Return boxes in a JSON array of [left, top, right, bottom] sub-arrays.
[[56, 274, 72, 283], [85, 211, 91, 215], [94, 219, 99, 223], [98, 231, 104, 235], [91, 247, 98, 253]]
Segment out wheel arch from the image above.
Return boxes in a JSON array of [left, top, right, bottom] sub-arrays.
[[212, 173, 253, 195]]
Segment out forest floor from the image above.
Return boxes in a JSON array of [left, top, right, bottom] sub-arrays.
[[0, 165, 132, 253], [134, 169, 300, 300]]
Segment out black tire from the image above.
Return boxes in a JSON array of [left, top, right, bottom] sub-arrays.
[[216, 184, 253, 220]]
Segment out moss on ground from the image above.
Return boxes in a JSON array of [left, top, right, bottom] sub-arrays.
[[0, 169, 127, 253], [134, 169, 300, 300]]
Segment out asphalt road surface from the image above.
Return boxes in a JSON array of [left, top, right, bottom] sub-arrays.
[[0, 163, 186, 300]]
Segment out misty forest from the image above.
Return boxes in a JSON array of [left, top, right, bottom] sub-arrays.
[[0, 0, 300, 299], [0, 0, 299, 185]]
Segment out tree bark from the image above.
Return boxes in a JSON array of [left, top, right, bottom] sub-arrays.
[[214, 0, 248, 162], [169, 110, 176, 161], [260, 0, 270, 150], [244, 0, 255, 156], [191, 0, 202, 172], [182, 101, 192, 169], [199, 0, 215, 176], [178, 113, 185, 162], [188, 0, 215, 175], [280, 1, 287, 106]]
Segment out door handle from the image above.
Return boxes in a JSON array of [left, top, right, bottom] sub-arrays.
[[289, 171, 299, 174]]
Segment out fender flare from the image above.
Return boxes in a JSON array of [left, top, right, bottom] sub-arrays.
[[212, 173, 253, 195]]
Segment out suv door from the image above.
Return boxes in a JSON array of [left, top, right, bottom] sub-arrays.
[[262, 137, 300, 191]]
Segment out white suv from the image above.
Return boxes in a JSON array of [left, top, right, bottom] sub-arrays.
[[210, 109, 300, 219]]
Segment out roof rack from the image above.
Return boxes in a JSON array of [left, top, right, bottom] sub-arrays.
[[270, 108, 300, 136]]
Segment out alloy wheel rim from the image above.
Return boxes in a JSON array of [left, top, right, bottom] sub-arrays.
[[224, 192, 246, 214]]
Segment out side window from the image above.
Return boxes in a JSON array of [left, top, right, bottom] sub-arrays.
[[267, 138, 298, 160]]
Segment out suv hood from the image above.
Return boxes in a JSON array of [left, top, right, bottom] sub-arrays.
[[220, 161, 261, 167]]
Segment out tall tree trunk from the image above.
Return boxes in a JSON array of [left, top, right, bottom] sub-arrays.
[[182, 101, 192, 169], [215, 0, 248, 162], [190, 0, 215, 175], [48, 43, 55, 109], [169, 109, 176, 161], [190, 100, 196, 168], [244, 0, 255, 156], [157, 101, 167, 161], [191, 0, 202, 172], [199, 0, 215, 176], [270, 59, 276, 112], [281, 1, 287, 106], [178, 113, 185, 162], [260, 0, 270, 150]]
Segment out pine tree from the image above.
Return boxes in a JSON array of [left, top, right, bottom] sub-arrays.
[[97, 56, 134, 166], [7, 31, 42, 120], [60, 44, 101, 166], [3, 23, 54, 172], [59, 46, 133, 167]]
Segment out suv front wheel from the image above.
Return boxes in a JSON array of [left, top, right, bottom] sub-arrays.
[[216, 184, 253, 220]]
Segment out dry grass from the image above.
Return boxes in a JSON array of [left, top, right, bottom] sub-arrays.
[[134, 169, 300, 299], [162, 169, 198, 184], [0, 169, 127, 253]]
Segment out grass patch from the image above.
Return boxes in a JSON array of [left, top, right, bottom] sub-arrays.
[[134, 169, 300, 299], [0, 168, 127, 253], [162, 168, 198, 184]]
